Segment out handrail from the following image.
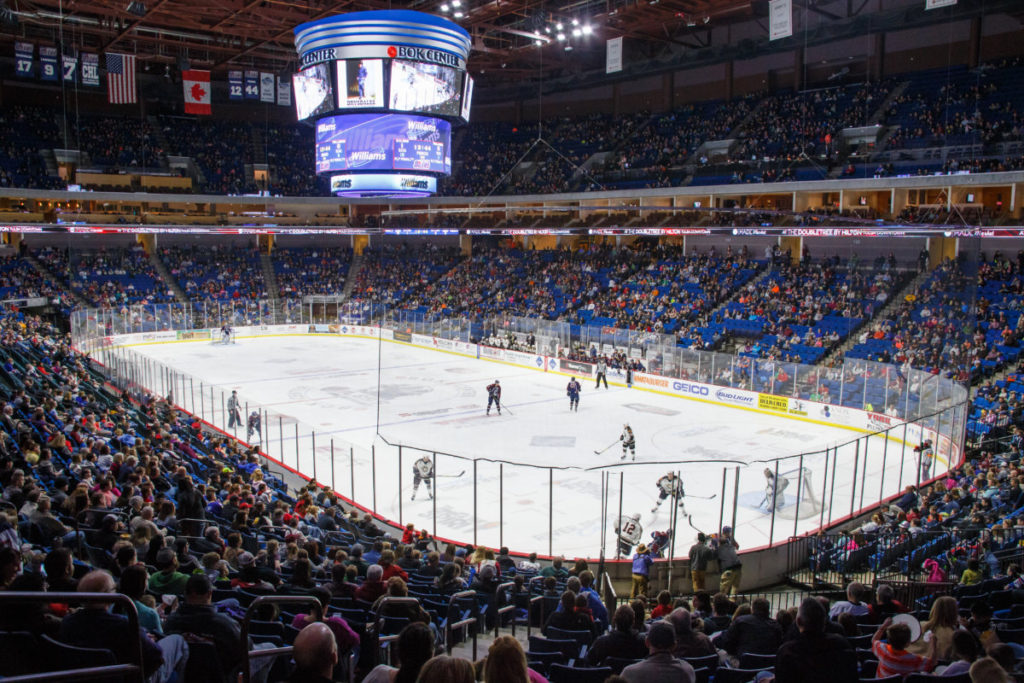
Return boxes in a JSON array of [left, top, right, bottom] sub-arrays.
[[445, 590, 480, 660], [0, 591, 145, 682], [240, 594, 322, 683], [493, 581, 517, 637], [369, 596, 425, 664], [601, 570, 619, 621]]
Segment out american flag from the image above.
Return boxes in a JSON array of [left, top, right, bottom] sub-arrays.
[[106, 53, 136, 104]]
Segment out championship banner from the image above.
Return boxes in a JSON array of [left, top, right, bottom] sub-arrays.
[[39, 46, 58, 82], [769, 0, 793, 40], [81, 53, 99, 86], [259, 72, 275, 103], [925, 0, 956, 8], [182, 70, 211, 115], [62, 54, 78, 83], [276, 77, 291, 106], [228, 70, 243, 100], [606, 36, 623, 74], [14, 42, 33, 78], [244, 70, 259, 99]]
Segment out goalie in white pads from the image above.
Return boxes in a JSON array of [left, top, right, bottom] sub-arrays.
[[652, 471, 685, 514], [761, 468, 789, 511], [614, 513, 643, 557], [220, 324, 235, 344], [620, 423, 636, 461], [411, 455, 434, 500]]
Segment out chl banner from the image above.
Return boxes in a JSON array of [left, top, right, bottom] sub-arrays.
[[39, 46, 58, 81], [259, 72, 275, 103], [925, 0, 956, 8], [228, 71, 243, 100], [14, 42, 33, 78], [276, 77, 291, 107], [606, 37, 623, 74], [244, 70, 259, 99], [769, 0, 793, 40], [81, 53, 99, 86]]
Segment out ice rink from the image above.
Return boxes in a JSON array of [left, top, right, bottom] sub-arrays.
[[128, 334, 922, 558]]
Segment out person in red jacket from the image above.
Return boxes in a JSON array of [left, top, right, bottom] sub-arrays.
[[379, 549, 408, 581]]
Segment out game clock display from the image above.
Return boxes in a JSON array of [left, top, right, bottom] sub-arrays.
[[315, 113, 451, 174]]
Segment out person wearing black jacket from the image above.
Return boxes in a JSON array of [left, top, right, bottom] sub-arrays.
[[776, 597, 858, 683], [174, 477, 204, 537], [585, 604, 648, 666], [543, 591, 593, 635], [713, 597, 783, 660]]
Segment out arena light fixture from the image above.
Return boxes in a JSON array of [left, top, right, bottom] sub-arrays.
[[453, 10, 464, 18], [571, 18, 578, 26], [571, 27, 581, 37], [582, 24, 593, 35], [451, 0, 461, 6], [564, 44, 573, 51], [440, 3, 449, 10], [556, 32, 566, 41], [556, 22, 563, 30], [534, 39, 543, 45]]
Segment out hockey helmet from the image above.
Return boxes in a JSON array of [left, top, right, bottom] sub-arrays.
[[631, 513, 641, 521], [495, 379, 500, 383]]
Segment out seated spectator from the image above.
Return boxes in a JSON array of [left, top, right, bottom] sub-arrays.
[[968, 656, 1010, 683], [119, 563, 163, 635], [714, 597, 783, 661], [667, 607, 715, 658], [58, 570, 187, 682], [362, 621, 434, 683], [355, 564, 387, 603], [289, 621, 337, 683], [872, 617, 937, 678], [703, 592, 734, 634], [586, 604, 648, 666], [828, 581, 870, 620], [960, 558, 984, 585], [292, 588, 360, 657], [621, 620, 696, 683], [868, 584, 907, 622], [148, 547, 189, 596], [938, 629, 979, 677], [651, 590, 673, 619], [544, 591, 592, 635], [775, 597, 858, 683], [482, 635, 547, 683], [42, 547, 77, 592], [415, 655, 476, 683], [909, 596, 958, 659]]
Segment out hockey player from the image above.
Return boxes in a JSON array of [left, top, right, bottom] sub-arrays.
[[614, 512, 643, 557], [652, 471, 685, 514], [246, 411, 261, 441], [411, 455, 434, 501], [649, 528, 673, 558], [221, 324, 233, 344], [620, 423, 636, 461], [566, 377, 581, 412], [761, 468, 789, 511], [595, 359, 608, 389], [486, 379, 501, 415], [227, 390, 241, 429]]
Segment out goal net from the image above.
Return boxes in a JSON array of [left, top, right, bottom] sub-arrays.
[[777, 465, 823, 518]]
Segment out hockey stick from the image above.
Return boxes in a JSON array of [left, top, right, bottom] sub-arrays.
[[435, 471, 466, 479], [501, 404, 513, 416], [593, 440, 619, 455], [686, 514, 705, 535], [686, 493, 718, 500]]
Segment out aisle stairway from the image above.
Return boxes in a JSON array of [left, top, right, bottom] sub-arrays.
[[340, 252, 364, 301], [24, 250, 90, 308], [148, 249, 188, 303], [260, 252, 280, 301]]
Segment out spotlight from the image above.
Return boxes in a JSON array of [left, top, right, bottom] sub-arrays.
[[534, 39, 543, 45], [544, 26, 550, 33], [452, 0, 461, 6], [453, 10, 463, 17], [557, 32, 566, 41], [571, 27, 581, 36], [564, 44, 573, 51], [440, 3, 449, 10], [571, 18, 578, 25], [556, 22, 563, 30], [582, 24, 592, 35], [703, 15, 710, 23]]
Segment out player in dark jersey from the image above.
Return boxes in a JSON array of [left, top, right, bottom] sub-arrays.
[[566, 377, 581, 411], [486, 380, 501, 415]]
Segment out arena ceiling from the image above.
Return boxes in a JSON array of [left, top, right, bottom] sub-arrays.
[[0, 0, 784, 78]]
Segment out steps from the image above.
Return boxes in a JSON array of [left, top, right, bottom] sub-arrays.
[[340, 252, 364, 301], [24, 250, 90, 308], [148, 249, 188, 303], [260, 253, 280, 301]]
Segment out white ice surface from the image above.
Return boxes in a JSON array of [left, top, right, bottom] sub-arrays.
[[129, 335, 921, 558]]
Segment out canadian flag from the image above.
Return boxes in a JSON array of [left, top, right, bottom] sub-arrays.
[[182, 70, 211, 115]]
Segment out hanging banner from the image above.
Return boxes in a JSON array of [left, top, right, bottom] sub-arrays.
[[81, 53, 99, 86], [259, 72, 275, 103], [62, 54, 78, 83], [39, 46, 58, 82], [228, 70, 243, 100], [606, 36, 623, 74], [925, 0, 957, 8], [276, 77, 291, 106], [244, 70, 259, 99], [14, 42, 33, 78], [769, 0, 793, 40], [182, 70, 212, 115]]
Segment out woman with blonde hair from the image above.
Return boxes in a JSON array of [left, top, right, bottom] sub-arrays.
[[908, 595, 958, 659], [482, 635, 548, 683]]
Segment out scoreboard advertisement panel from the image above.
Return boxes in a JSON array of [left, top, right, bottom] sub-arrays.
[[315, 114, 451, 174], [389, 60, 461, 117], [337, 59, 385, 109], [293, 63, 333, 120]]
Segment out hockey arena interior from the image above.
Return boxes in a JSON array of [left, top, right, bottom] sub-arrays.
[[2, 0, 1024, 681]]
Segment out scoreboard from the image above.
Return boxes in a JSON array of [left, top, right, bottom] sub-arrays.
[[294, 10, 471, 197]]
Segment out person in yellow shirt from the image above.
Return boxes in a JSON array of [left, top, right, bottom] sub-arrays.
[[959, 559, 983, 586]]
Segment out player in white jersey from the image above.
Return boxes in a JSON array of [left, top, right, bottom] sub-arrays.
[[614, 513, 643, 556], [652, 471, 685, 514], [411, 455, 434, 500], [620, 424, 635, 460], [760, 468, 789, 511]]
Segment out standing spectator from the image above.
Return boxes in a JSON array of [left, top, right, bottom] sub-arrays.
[[688, 533, 715, 592], [621, 621, 696, 683], [715, 527, 742, 596], [775, 597, 858, 683], [630, 544, 653, 598]]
